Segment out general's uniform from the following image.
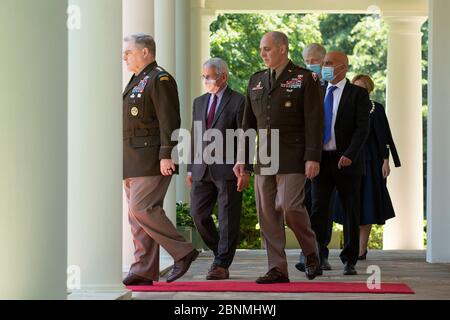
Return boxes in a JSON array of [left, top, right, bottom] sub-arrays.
[[242, 60, 324, 276], [123, 61, 194, 281]]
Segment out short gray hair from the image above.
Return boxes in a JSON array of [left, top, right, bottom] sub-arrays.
[[302, 43, 326, 60], [203, 57, 229, 76], [124, 33, 156, 55], [269, 31, 289, 49]]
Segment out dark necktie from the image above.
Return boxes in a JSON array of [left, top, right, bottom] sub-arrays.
[[324, 86, 338, 145], [270, 70, 276, 89], [206, 94, 218, 129]]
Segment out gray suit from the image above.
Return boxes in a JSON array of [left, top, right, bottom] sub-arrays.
[[188, 86, 244, 268]]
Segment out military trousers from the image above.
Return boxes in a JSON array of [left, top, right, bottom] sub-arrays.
[[124, 175, 194, 281], [255, 174, 318, 276]]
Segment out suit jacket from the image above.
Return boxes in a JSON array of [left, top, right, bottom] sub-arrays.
[[188, 86, 245, 181], [329, 79, 371, 175], [242, 60, 324, 175], [371, 101, 401, 167], [123, 61, 180, 179]]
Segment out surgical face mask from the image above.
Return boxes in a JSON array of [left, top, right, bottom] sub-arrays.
[[306, 64, 322, 75], [322, 64, 344, 82], [204, 79, 220, 94]]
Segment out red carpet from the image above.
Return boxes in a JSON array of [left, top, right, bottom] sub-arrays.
[[128, 281, 414, 294]]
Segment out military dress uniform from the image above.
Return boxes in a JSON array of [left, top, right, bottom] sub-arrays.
[[123, 61, 194, 281], [242, 60, 324, 277]]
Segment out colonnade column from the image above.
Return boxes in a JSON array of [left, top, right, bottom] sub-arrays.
[[382, 14, 427, 250], [0, 0, 68, 300], [68, 0, 126, 294], [426, 0, 450, 262]]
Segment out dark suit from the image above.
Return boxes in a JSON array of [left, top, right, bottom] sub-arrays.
[[188, 86, 245, 268], [302, 80, 333, 261], [310, 79, 370, 266], [372, 101, 401, 168]]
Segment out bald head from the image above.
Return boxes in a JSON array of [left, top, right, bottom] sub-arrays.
[[323, 51, 349, 84], [325, 51, 349, 67]]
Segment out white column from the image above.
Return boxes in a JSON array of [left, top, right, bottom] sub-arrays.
[[122, 0, 155, 89], [122, 0, 155, 273], [175, 0, 191, 204], [155, 0, 177, 224], [427, 0, 450, 262], [0, 0, 67, 300], [383, 15, 427, 250], [191, 1, 216, 112], [68, 0, 125, 291]]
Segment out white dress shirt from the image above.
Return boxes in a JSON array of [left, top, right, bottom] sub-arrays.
[[323, 78, 347, 151], [207, 85, 228, 116]]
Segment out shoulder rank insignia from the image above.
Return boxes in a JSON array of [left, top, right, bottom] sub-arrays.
[[158, 72, 170, 82], [252, 81, 264, 91]]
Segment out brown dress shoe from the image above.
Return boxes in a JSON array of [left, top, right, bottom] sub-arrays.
[[255, 268, 290, 284], [206, 266, 229, 280], [123, 273, 153, 286], [305, 253, 322, 280], [166, 249, 199, 283]]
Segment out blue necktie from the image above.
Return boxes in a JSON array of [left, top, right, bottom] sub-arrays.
[[324, 86, 338, 145]]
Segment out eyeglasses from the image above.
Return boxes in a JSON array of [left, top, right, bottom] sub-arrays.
[[201, 74, 221, 81]]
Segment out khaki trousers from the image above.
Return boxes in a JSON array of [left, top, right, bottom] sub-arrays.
[[255, 174, 318, 276], [124, 175, 194, 281]]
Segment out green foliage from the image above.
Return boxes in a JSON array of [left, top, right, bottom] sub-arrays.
[[368, 225, 384, 249], [239, 176, 261, 249], [176, 202, 195, 228], [348, 16, 388, 105], [176, 185, 261, 249]]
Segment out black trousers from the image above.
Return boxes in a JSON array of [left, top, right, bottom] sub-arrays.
[[311, 151, 361, 266], [304, 179, 333, 259], [190, 168, 242, 268]]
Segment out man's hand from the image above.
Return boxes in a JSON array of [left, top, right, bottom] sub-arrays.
[[305, 161, 320, 180], [337, 156, 352, 169], [233, 163, 246, 179], [382, 159, 391, 179], [160, 159, 176, 176], [237, 173, 250, 192], [186, 174, 193, 188]]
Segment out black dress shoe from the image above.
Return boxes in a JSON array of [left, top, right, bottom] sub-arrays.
[[123, 273, 153, 286], [295, 251, 306, 272], [358, 250, 368, 260], [166, 249, 199, 283], [343, 263, 357, 275], [320, 257, 332, 271], [256, 268, 290, 284], [305, 253, 322, 280]]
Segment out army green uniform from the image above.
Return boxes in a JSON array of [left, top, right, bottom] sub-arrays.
[[242, 60, 324, 276], [123, 61, 180, 178], [123, 61, 194, 281]]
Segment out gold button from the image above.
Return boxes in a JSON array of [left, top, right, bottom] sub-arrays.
[[131, 107, 139, 117]]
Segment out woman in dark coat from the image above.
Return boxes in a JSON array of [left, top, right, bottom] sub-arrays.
[[332, 74, 401, 260]]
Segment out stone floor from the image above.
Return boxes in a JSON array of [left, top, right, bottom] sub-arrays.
[[132, 249, 450, 300]]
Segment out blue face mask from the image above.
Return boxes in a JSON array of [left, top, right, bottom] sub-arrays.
[[306, 64, 322, 75], [321, 66, 335, 82]]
